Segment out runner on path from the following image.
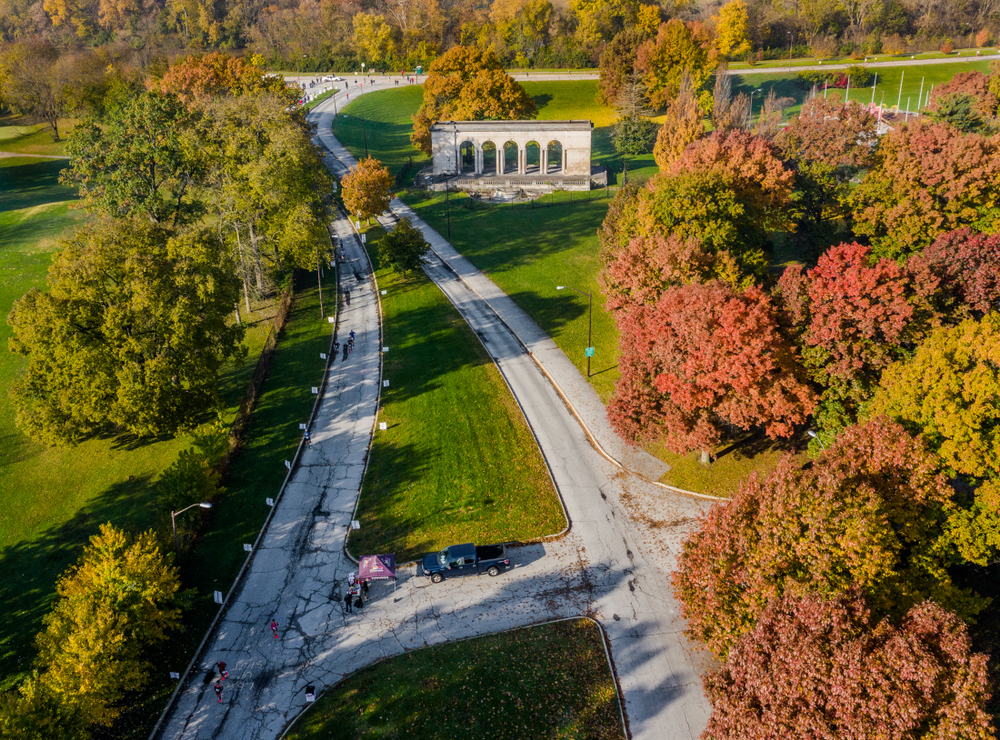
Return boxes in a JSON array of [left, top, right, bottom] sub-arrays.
[[214, 681, 224, 703], [270, 619, 279, 639], [216, 661, 228, 681]]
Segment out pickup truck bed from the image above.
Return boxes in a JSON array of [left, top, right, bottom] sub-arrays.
[[421, 542, 510, 583]]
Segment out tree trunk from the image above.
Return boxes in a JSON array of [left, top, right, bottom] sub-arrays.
[[234, 302, 241, 325], [700, 449, 711, 465], [248, 222, 266, 294]]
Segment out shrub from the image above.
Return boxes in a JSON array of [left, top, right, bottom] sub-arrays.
[[940, 38, 954, 54]]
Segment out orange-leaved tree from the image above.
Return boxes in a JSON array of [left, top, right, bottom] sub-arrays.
[[342, 156, 394, 221], [148, 52, 295, 107], [410, 45, 537, 156]]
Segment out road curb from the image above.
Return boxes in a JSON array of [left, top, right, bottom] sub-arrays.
[[275, 615, 630, 740]]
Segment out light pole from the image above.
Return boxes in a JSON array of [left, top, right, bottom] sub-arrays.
[[557, 285, 593, 377], [787, 32, 793, 70], [807, 429, 827, 451], [171, 502, 213, 551], [748, 87, 763, 124]]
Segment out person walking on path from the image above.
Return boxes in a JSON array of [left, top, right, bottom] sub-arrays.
[[270, 619, 279, 639], [349, 329, 356, 342], [304, 429, 311, 447], [216, 661, 228, 681], [214, 681, 224, 703], [343, 591, 353, 614]]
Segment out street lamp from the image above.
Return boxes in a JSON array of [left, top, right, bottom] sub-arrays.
[[556, 285, 593, 377], [806, 429, 827, 451], [787, 32, 794, 70], [748, 87, 763, 124], [171, 502, 213, 551]]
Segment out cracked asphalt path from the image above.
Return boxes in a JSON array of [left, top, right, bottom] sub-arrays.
[[155, 81, 713, 740]]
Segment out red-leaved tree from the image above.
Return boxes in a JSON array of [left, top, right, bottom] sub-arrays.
[[607, 281, 816, 456], [908, 227, 1000, 318], [703, 591, 995, 740], [851, 120, 1000, 259], [927, 70, 999, 119], [775, 242, 923, 407], [673, 416, 984, 658]]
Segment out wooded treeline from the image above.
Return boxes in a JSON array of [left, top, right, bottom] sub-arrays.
[[1, 0, 998, 74]]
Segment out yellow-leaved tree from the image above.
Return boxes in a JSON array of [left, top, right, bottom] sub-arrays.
[[714, 0, 751, 58]]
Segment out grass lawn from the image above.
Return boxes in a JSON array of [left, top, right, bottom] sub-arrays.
[[348, 223, 564, 562], [0, 156, 327, 703], [728, 48, 994, 70], [286, 618, 624, 740], [0, 117, 74, 157], [401, 189, 621, 402], [332, 81, 659, 186], [647, 431, 811, 498], [732, 60, 993, 121]]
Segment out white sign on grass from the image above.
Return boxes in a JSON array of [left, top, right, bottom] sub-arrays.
[[379, 422, 387, 430], [383, 380, 389, 387], [213, 591, 224, 604], [243, 544, 253, 552]]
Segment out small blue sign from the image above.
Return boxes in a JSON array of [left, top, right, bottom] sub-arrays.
[[585, 347, 595, 357]]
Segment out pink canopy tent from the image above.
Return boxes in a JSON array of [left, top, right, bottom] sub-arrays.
[[358, 554, 396, 590]]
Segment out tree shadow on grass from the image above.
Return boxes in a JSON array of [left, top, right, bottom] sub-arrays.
[[504, 289, 587, 336], [0, 473, 159, 690], [0, 159, 76, 211], [713, 427, 809, 462]]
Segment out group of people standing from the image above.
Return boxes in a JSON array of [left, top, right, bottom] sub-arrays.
[[344, 571, 369, 614]]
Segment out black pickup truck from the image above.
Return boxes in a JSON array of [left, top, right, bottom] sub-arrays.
[[420, 543, 510, 583]]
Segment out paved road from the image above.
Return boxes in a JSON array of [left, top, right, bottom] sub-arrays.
[[309, 87, 714, 738], [153, 77, 713, 740]]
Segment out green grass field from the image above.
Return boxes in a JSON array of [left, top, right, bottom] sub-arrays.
[[0, 157, 330, 700], [286, 619, 624, 740], [348, 223, 564, 562], [0, 117, 73, 157], [732, 60, 993, 120]]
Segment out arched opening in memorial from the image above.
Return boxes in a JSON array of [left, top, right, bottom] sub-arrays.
[[546, 140, 564, 174], [481, 141, 498, 175], [503, 141, 519, 174], [525, 141, 541, 174], [460, 141, 476, 174]]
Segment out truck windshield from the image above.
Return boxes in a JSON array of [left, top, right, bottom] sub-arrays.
[[436, 549, 448, 566]]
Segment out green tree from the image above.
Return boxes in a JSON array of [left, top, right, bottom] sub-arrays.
[[0, 41, 107, 141], [927, 93, 989, 133], [7, 220, 246, 444], [34, 524, 185, 727], [62, 92, 196, 226], [342, 156, 394, 222], [0, 680, 87, 740], [378, 217, 430, 275], [867, 314, 1000, 479], [195, 92, 333, 308], [610, 74, 657, 157], [410, 46, 537, 156], [353, 13, 398, 66]]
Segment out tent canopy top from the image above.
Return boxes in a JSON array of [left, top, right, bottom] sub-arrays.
[[358, 553, 396, 580]]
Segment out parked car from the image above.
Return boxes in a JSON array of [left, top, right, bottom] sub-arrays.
[[420, 543, 510, 583], [322, 74, 335, 81]]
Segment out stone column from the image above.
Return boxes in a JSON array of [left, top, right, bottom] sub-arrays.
[[475, 146, 482, 175], [563, 149, 568, 173], [519, 147, 526, 174], [498, 147, 504, 175]]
